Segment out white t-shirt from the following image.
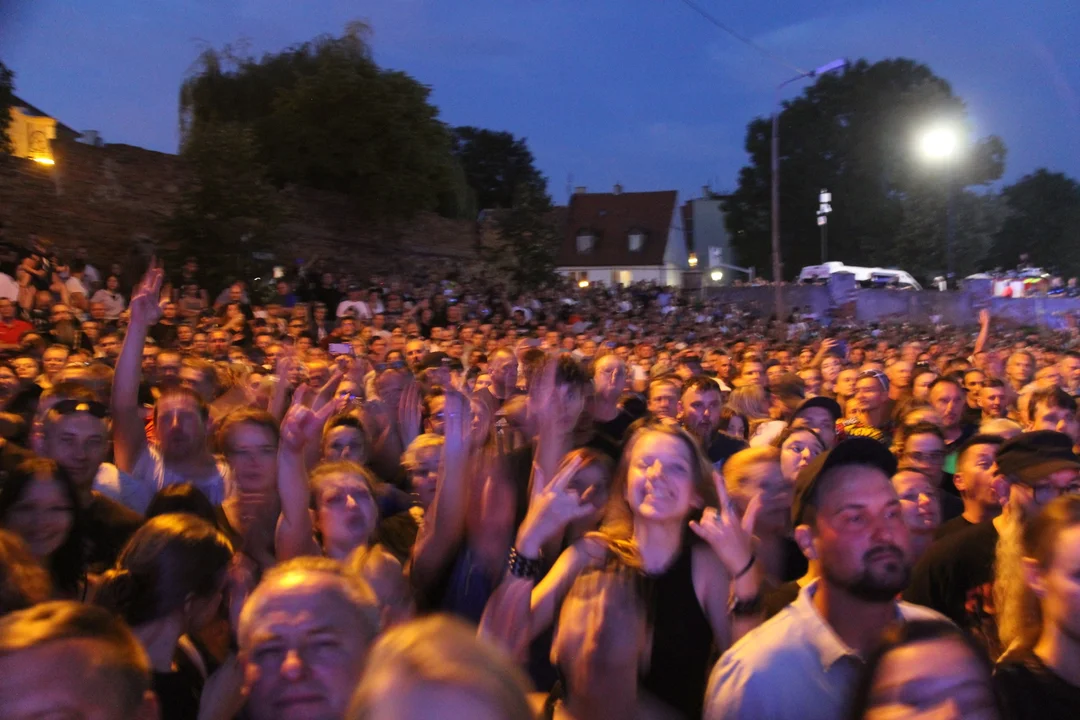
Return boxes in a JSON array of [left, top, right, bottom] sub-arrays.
[[65, 276, 88, 298], [130, 446, 230, 508], [749, 420, 787, 448], [83, 263, 101, 287], [90, 289, 126, 319], [337, 300, 372, 320], [0, 272, 18, 301], [92, 462, 152, 514]]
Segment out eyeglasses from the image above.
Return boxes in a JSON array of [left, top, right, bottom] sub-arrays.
[[51, 399, 110, 418]]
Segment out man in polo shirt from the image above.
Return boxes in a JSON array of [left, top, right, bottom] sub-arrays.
[[705, 438, 942, 720]]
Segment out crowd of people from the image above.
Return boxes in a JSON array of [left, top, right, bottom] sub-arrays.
[[1, 237, 1080, 719]]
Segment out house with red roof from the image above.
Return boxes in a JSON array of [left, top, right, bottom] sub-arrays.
[[556, 185, 689, 287]]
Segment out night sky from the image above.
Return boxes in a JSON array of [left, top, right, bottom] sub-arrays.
[[3, 0, 1078, 204]]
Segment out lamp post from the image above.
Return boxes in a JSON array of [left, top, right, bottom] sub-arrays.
[[918, 125, 961, 283], [771, 58, 848, 321]]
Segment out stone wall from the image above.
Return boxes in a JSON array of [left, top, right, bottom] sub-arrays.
[[0, 139, 480, 273]]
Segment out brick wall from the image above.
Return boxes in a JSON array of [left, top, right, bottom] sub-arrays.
[[0, 139, 480, 273]]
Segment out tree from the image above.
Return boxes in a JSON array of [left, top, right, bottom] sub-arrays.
[[723, 58, 1006, 280], [179, 23, 454, 221], [0, 61, 15, 155], [451, 127, 550, 210], [486, 184, 558, 291], [989, 169, 1080, 275], [166, 122, 281, 287]]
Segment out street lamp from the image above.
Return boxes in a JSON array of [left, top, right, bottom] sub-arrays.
[[920, 126, 958, 161], [710, 269, 723, 282], [771, 58, 848, 321], [918, 124, 962, 281]]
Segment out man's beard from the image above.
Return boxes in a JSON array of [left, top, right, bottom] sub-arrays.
[[825, 545, 910, 603]]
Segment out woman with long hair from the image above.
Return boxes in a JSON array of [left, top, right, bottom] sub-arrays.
[[717, 406, 750, 441], [0, 457, 87, 599], [994, 495, 1080, 718], [486, 420, 760, 719], [93, 513, 234, 720], [726, 386, 773, 444]]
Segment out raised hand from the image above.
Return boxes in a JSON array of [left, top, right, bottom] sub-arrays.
[[198, 654, 247, 720], [979, 308, 991, 327], [515, 455, 594, 558], [527, 354, 559, 433], [280, 385, 337, 453], [129, 262, 165, 329], [689, 470, 757, 578], [398, 379, 423, 446]]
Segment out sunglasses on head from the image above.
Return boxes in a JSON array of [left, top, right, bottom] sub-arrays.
[[51, 399, 110, 418]]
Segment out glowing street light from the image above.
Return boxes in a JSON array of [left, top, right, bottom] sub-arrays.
[[578, 279, 590, 289], [710, 269, 723, 282], [919, 126, 959, 161], [918, 124, 964, 281], [688, 253, 698, 268]]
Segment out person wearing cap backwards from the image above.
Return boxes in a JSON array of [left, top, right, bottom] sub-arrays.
[[838, 369, 894, 446], [705, 438, 943, 720], [904, 430, 1080, 659]]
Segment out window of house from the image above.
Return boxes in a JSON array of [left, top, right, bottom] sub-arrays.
[[628, 232, 645, 252], [576, 232, 595, 254]]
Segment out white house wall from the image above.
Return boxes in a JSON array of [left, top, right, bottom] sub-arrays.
[[556, 266, 683, 287]]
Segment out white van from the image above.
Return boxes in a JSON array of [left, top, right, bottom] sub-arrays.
[[798, 262, 922, 291]]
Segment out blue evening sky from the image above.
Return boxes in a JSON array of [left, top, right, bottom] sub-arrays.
[[3, 0, 1078, 204]]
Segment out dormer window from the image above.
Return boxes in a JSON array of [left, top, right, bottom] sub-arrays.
[[576, 232, 595, 254], [628, 231, 646, 252]]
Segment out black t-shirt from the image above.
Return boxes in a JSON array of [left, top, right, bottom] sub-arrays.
[[707, 432, 748, 469], [903, 520, 1000, 657], [995, 648, 1080, 720], [84, 492, 143, 572], [587, 409, 634, 462], [153, 663, 203, 720], [935, 513, 975, 540], [150, 321, 179, 349], [940, 490, 964, 524]]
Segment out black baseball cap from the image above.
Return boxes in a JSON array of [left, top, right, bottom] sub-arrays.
[[792, 437, 899, 526], [793, 396, 843, 423], [996, 431, 1080, 487]]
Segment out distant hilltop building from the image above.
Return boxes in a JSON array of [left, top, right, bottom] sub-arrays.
[[6, 95, 100, 166]]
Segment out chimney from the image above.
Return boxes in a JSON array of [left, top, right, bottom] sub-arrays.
[[702, 185, 711, 198], [613, 183, 623, 195], [573, 186, 588, 195]]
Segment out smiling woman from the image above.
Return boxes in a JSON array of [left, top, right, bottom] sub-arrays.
[[0, 457, 85, 599], [486, 420, 761, 720]]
